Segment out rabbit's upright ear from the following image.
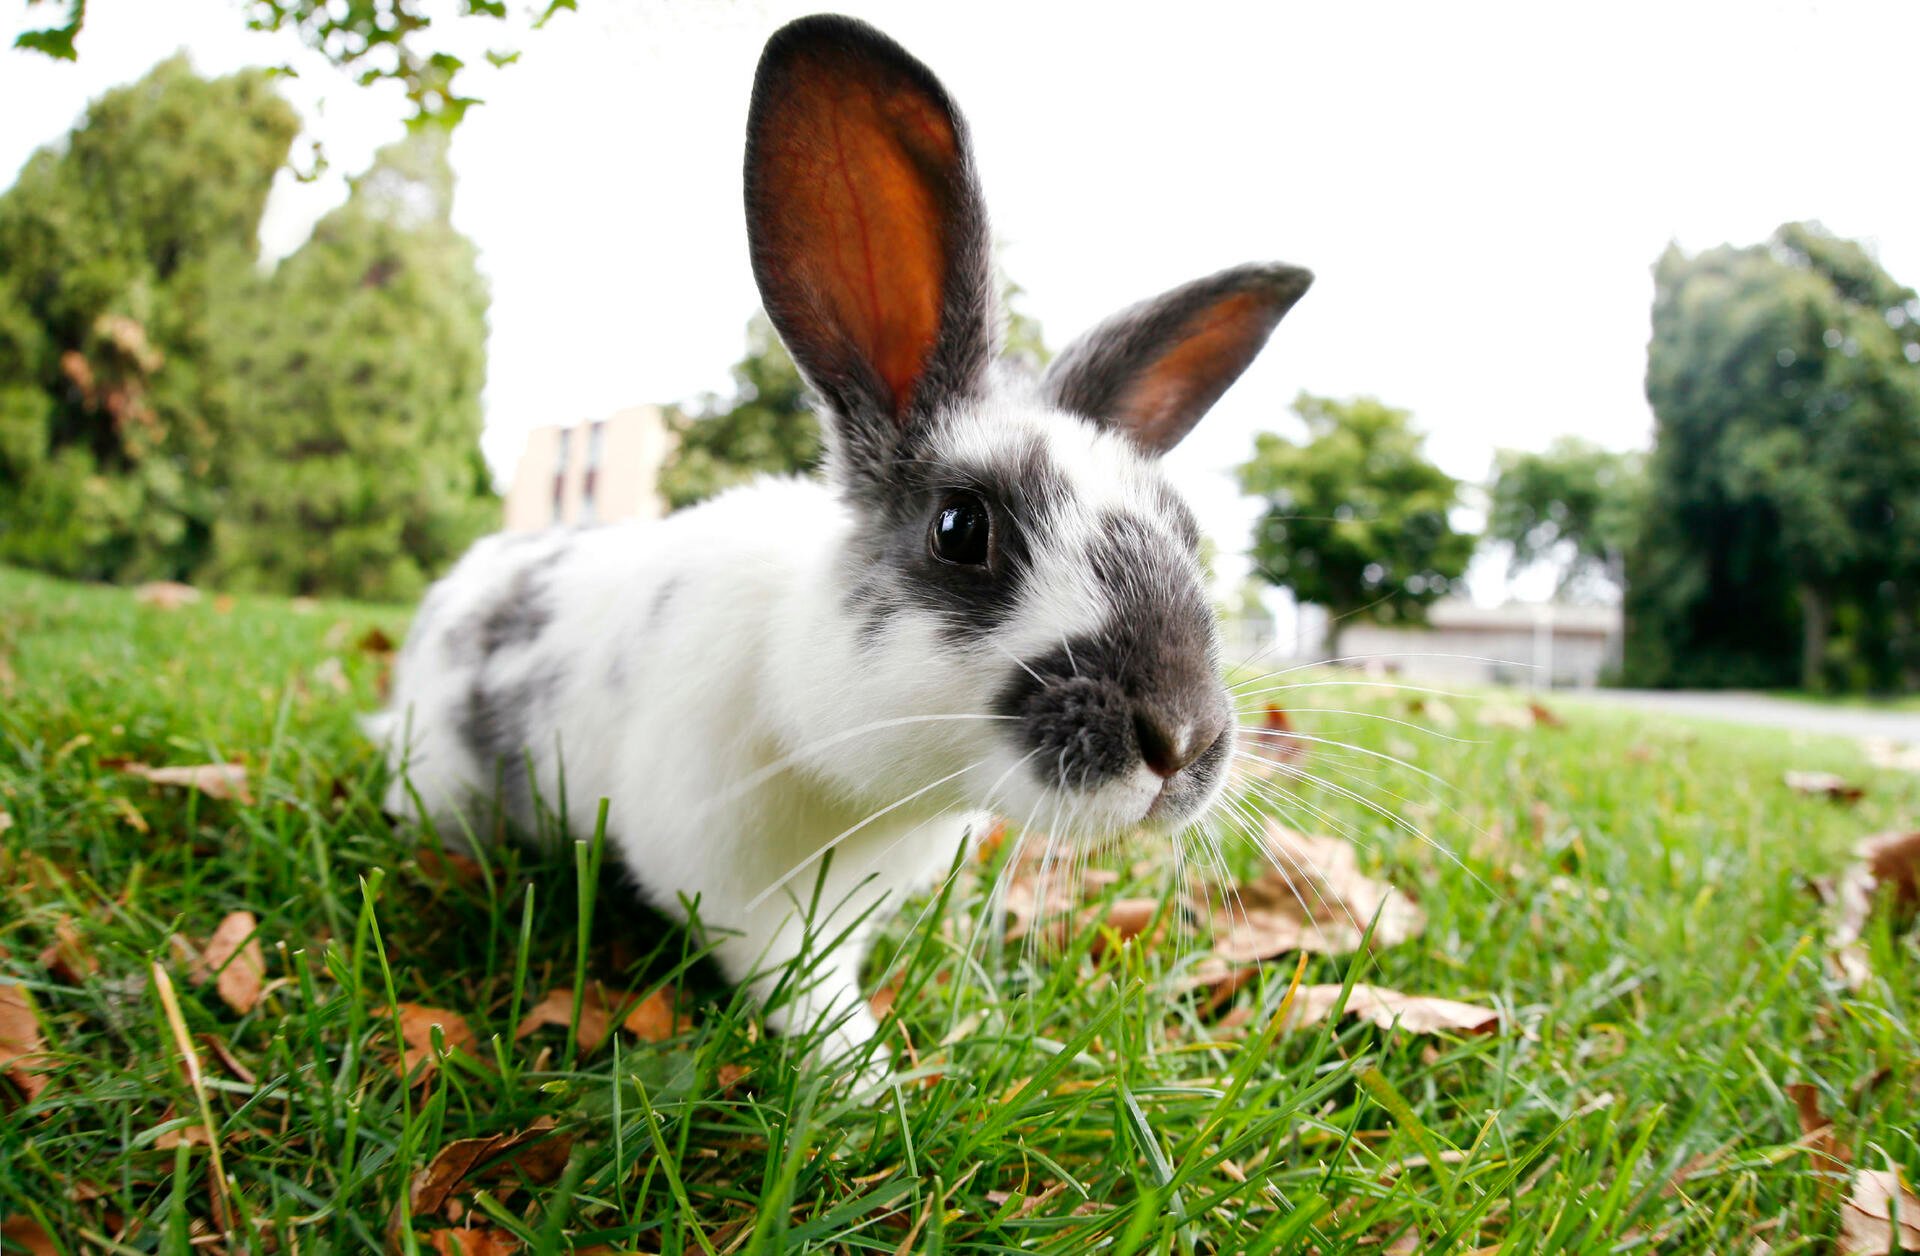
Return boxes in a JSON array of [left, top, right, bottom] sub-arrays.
[[745, 16, 995, 480], [1042, 264, 1313, 456]]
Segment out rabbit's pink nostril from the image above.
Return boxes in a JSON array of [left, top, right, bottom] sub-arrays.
[[1135, 712, 1201, 778]]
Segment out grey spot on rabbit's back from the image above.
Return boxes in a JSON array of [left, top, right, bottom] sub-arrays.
[[476, 566, 552, 660], [462, 660, 564, 816], [646, 576, 682, 632]]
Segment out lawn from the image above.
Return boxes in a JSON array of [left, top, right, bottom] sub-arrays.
[[1, 562, 1916, 1254]]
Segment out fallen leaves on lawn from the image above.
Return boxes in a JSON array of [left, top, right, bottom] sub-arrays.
[[1784, 1082, 1850, 1175], [357, 625, 397, 655], [36, 914, 100, 983], [0, 810, 12, 833], [397, 1003, 481, 1082], [1823, 830, 1920, 988], [1474, 700, 1563, 731], [427, 1229, 522, 1255], [514, 984, 691, 1053], [1785, 770, 1865, 804], [408, 1117, 574, 1218], [1275, 983, 1499, 1036], [1, 976, 50, 1099], [121, 761, 253, 805], [1188, 821, 1425, 962], [1862, 738, 1920, 773], [1838, 1168, 1920, 1255], [133, 581, 200, 609], [0, 1216, 58, 1255], [1234, 705, 1308, 788], [200, 911, 267, 1014]]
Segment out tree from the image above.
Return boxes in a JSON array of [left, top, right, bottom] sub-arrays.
[[656, 313, 819, 511], [15, 0, 573, 129], [207, 130, 495, 600], [0, 56, 301, 580], [1487, 438, 1645, 599], [0, 58, 496, 598], [1238, 393, 1475, 658], [659, 284, 1049, 510], [1626, 223, 1920, 691]]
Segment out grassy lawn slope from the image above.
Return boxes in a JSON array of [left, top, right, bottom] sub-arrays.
[[2, 563, 1916, 1253]]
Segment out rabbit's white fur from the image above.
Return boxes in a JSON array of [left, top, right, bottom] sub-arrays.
[[369, 14, 1310, 1068]]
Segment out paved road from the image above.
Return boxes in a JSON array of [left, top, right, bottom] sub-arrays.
[[1561, 689, 1920, 743]]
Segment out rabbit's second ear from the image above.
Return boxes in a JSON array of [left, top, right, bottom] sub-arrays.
[[745, 16, 994, 469], [1042, 264, 1313, 456]]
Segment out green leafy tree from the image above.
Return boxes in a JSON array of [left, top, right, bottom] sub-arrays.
[[0, 56, 300, 580], [1487, 438, 1645, 598], [15, 0, 572, 129], [1626, 223, 1920, 691], [208, 130, 495, 600], [659, 283, 1049, 510], [1239, 393, 1475, 658], [0, 59, 496, 598]]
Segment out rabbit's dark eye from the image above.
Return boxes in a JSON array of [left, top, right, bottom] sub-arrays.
[[930, 492, 992, 566]]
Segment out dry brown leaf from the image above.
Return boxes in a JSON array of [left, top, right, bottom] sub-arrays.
[[1279, 983, 1499, 1036], [1527, 701, 1564, 728], [515, 987, 613, 1052], [621, 987, 691, 1043], [1784, 1081, 1850, 1174], [408, 1118, 573, 1218], [201, 911, 267, 1014], [417, 844, 486, 884], [1189, 821, 1425, 963], [36, 914, 100, 983], [427, 1228, 523, 1255], [1862, 738, 1920, 773], [133, 581, 200, 610], [1857, 830, 1920, 910], [1838, 1168, 1920, 1255], [1, 978, 50, 1100], [357, 625, 397, 655], [1786, 770, 1865, 804], [0, 1216, 59, 1255], [1825, 831, 1920, 988], [1000, 862, 1097, 942], [398, 1003, 480, 1081], [516, 985, 690, 1051], [1477, 703, 1539, 730], [212, 593, 236, 614], [1234, 705, 1308, 788], [122, 761, 253, 805]]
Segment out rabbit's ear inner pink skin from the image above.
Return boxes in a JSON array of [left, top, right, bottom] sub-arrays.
[[744, 14, 996, 504], [1041, 263, 1313, 456]]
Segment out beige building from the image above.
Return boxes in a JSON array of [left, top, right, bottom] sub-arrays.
[[1338, 601, 1624, 689], [502, 405, 676, 532]]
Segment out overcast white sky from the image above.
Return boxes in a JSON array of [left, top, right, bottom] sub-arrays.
[[6, 0, 1919, 601]]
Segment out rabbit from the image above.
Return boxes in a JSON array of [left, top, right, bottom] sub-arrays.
[[366, 12, 1311, 1068]]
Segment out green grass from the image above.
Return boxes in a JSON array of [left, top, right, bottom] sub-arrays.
[[1, 561, 1916, 1253]]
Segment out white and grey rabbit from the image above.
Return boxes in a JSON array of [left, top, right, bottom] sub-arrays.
[[369, 13, 1311, 1062]]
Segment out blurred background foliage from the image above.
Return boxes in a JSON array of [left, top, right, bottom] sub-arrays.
[[1625, 223, 1920, 692], [0, 56, 494, 600]]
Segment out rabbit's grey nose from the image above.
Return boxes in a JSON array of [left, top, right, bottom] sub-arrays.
[[1134, 710, 1226, 779]]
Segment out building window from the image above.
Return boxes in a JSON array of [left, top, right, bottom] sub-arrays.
[[552, 427, 572, 524], [580, 421, 604, 526]]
